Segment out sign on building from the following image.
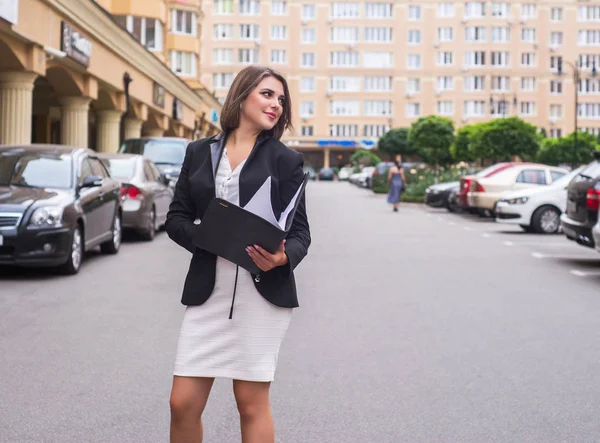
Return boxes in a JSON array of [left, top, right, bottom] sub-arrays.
[[60, 21, 92, 67]]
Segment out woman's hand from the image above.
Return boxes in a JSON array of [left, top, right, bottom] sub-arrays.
[[246, 240, 288, 272]]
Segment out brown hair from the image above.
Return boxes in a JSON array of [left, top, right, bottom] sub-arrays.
[[219, 65, 293, 140]]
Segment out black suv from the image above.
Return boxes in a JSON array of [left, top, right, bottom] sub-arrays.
[[560, 154, 600, 248]]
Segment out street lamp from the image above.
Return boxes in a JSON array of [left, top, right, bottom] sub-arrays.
[[490, 93, 518, 117], [556, 59, 597, 153]]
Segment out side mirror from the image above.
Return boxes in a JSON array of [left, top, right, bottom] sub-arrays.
[[80, 175, 103, 188]]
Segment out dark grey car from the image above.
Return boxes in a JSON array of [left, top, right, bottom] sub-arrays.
[[98, 153, 174, 241]]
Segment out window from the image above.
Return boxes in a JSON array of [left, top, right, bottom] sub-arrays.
[[364, 125, 390, 137], [579, 6, 600, 22], [407, 78, 420, 94], [270, 49, 286, 64], [579, 30, 600, 46], [365, 100, 392, 116], [329, 76, 361, 92], [520, 102, 536, 116], [550, 104, 563, 119], [491, 2, 509, 18], [438, 27, 453, 42], [330, 51, 359, 67], [407, 54, 421, 69], [214, 0, 234, 15], [551, 171, 566, 183], [436, 76, 454, 91], [521, 52, 536, 67], [491, 76, 510, 91], [582, 128, 600, 136], [407, 29, 421, 44], [521, 28, 536, 43], [331, 3, 360, 19], [437, 3, 454, 18], [302, 29, 316, 44], [465, 2, 486, 18], [551, 32, 563, 46], [550, 129, 563, 138], [330, 27, 359, 43], [329, 125, 358, 137], [551, 7, 563, 22], [172, 10, 196, 36], [364, 52, 393, 68], [520, 4, 536, 19], [302, 5, 316, 20], [301, 77, 315, 92], [550, 80, 563, 94], [437, 51, 453, 66], [366, 3, 393, 19], [406, 103, 421, 117], [366, 27, 394, 43], [464, 76, 485, 92], [550, 56, 562, 72], [579, 54, 600, 70], [213, 24, 233, 39], [213, 48, 233, 65], [170, 51, 197, 77], [213, 73, 233, 89], [301, 101, 315, 117], [301, 53, 316, 68], [116, 16, 163, 51], [239, 0, 260, 15], [365, 76, 392, 92], [240, 24, 260, 40], [271, 0, 286, 15], [408, 5, 421, 20], [465, 26, 486, 43], [239, 48, 259, 64], [465, 51, 486, 67], [521, 77, 536, 91], [579, 78, 600, 94], [329, 100, 360, 117], [271, 25, 287, 40], [516, 169, 546, 185], [301, 126, 314, 136], [464, 100, 485, 116], [491, 52, 510, 67], [437, 101, 454, 116], [492, 27, 510, 43]]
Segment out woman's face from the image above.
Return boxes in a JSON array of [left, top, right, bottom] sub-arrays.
[[241, 76, 285, 131]]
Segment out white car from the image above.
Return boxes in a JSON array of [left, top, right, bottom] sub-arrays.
[[338, 167, 353, 181], [495, 166, 584, 233]]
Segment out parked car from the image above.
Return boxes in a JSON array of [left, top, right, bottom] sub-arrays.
[[496, 166, 584, 234], [337, 167, 354, 181], [118, 137, 190, 187], [468, 164, 569, 215], [0, 145, 122, 274], [303, 165, 317, 180], [318, 167, 335, 181], [98, 153, 174, 241], [561, 155, 600, 248], [425, 181, 461, 210], [370, 162, 394, 191]]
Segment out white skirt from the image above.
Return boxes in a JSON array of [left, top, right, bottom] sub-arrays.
[[173, 257, 293, 382]]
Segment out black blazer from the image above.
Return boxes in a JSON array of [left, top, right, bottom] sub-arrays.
[[165, 132, 311, 308]]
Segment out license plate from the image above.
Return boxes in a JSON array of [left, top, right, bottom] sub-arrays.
[[0, 234, 3, 246]]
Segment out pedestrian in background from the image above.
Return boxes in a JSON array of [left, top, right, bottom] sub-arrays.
[[165, 65, 311, 443], [387, 158, 406, 212]]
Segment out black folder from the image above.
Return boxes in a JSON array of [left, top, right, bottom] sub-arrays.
[[192, 173, 309, 274]]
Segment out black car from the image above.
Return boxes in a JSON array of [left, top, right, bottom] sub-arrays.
[[118, 137, 190, 187], [0, 145, 122, 274], [560, 155, 600, 248], [425, 181, 460, 211], [318, 167, 335, 181]]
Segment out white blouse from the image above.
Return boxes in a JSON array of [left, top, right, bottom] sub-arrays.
[[215, 148, 246, 206]]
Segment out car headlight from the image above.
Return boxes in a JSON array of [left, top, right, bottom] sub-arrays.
[[28, 206, 64, 228], [505, 197, 529, 205]]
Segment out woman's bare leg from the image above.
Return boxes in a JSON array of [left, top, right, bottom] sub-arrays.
[[233, 379, 274, 443], [170, 376, 215, 443]]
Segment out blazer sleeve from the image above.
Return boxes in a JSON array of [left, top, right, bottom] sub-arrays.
[[277, 155, 311, 277], [165, 142, 197, 254]]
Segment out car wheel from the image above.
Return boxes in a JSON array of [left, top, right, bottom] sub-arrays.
[[100, 212, 122, 254], [141, 207, 156, 241], [59, 225, 83, 275], [532, 206, 561, 234]]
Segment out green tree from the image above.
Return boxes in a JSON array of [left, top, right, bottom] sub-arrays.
[[377, 127, 414, 159], [409, 115, 455, 166], [350, 149, 382, 167], [538, 127, 548, 139], [450, 124, 481, 162], [470, 117, 540, 162], [537, 132, 600, 166]]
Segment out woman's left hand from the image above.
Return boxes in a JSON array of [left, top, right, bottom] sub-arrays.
[[246, 240, 288, 272]]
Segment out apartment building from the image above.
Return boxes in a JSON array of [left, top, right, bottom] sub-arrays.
[[200, 0, 600, 168]]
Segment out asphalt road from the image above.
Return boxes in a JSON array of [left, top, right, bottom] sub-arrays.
[[3, 181, 600, 442]]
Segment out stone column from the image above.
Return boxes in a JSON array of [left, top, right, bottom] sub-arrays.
[[144, 128, 164, 137], [96, 110, 123, 153], [59, 96, 91, 148], [0, 71, 38, 145], [323, 147, 331, 169], [124, 118, 143, 140]]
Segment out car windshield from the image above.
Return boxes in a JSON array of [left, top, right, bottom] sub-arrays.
[[101, 158, 137, 180], [120, 139, 186, 166], [0, 152, 72, 189]]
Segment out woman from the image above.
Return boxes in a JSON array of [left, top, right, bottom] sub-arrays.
[[165, 66, 311, 443], [387, 160, 406, 212]]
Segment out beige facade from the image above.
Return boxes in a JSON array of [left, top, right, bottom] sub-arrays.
[[0, 0, 220, 152], [200, 0, 600, 168]]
